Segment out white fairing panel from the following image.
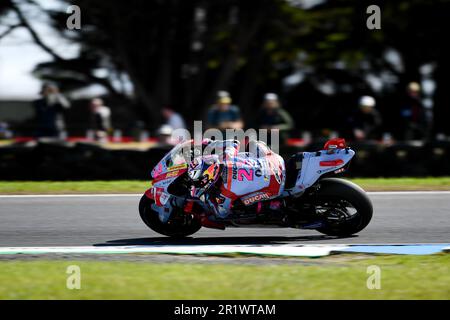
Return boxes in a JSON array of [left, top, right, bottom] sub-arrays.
[[289, 148, 355, 195]]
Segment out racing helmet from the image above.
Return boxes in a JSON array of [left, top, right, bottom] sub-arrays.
[[187, 156, 221, 197]]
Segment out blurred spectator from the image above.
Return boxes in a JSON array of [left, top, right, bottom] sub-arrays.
[[162, 106, 186, 130], [89, 98, 112, 142], [256, 93, 294, 141], [349, 96, 382, 141], [33, 83, 71, 138], [400, 82, 426, 140], [207, 91, 243, 130], [160, 107, 188, 142], [157, 124, 176, 145], [217, 90, 229, 99], [0, 122, 13, 139]]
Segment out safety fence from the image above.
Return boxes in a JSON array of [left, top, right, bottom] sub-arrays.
[[0, 140, 449, 180]]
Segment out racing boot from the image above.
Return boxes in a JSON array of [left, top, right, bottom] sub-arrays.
[[184, 199, 225, 230]]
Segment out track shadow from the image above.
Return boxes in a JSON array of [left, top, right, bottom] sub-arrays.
[[93, 235, 357, 246]]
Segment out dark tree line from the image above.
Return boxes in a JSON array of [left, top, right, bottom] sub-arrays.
[[1, 0, 450, 135]]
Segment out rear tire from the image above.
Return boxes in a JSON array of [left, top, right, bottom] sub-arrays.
[[139, 194, 201, 237], [314, 178, 373, 236]]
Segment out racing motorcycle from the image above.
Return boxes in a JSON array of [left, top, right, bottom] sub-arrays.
[[139, 138, 373, 237]]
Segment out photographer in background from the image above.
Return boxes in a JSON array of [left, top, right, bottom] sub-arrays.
[[207, 91, 244, 131], [256, 93, 294, 143], [89, 98, 112, 142], [400, 82, 426, 140], [33, 83, 71, 138], [349, 96, 382, 141]]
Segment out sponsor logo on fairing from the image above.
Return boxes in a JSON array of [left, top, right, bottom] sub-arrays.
[[232, 161, 238, 180], [242, 192, 271, 205]]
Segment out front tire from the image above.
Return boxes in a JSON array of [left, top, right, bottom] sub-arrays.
[[139, 194, 201, 237], [314, 178, 373, 236]]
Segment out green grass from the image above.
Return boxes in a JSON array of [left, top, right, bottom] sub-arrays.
[[351, 177, 450, 191], [0, 254, 448, 299], [1, 177, 450, 194], [0, 180, 148, 194]]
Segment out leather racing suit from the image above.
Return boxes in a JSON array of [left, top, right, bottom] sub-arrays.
[[203, 139, 286, 218]]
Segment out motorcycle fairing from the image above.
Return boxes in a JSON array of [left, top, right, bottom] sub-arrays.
[[146, 141, 194, 222], [287, 148, 355, 195], [151, 140, 192, 179], [219, 152, 285, 209], [146, 138, 354, 224]]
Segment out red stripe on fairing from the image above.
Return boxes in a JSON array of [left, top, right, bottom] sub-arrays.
[[220, 185, 239, 200], [320, 159, 344, 167], [154, 187, 164, 206], [258, 174, 282, 196], [152, 169, 187, 183]]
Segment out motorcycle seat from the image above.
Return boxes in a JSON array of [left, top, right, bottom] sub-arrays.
[[285, 153, 303, 189]]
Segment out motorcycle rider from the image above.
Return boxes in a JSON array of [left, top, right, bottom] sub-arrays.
[[186, 139, 286, 227]]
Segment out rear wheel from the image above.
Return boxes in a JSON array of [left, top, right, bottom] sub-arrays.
[[314, 178, 373, 236], [139, 194, 201, 237]]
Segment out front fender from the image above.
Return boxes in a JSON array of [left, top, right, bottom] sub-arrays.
[[144, 180, 154, 199]]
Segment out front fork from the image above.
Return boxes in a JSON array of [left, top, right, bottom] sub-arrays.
[[145, 185, 225, 230], [185, 197, 225, 230]]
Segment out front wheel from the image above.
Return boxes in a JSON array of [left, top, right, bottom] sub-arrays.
[[314, 178, 373, 236], [139, 194, 201, 237]]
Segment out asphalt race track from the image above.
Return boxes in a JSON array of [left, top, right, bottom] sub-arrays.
[[0, 192, 449, 247]]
